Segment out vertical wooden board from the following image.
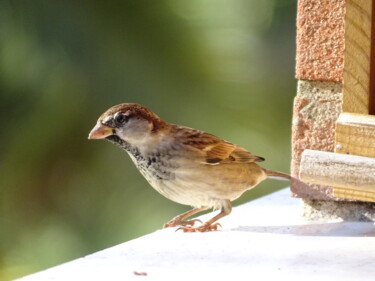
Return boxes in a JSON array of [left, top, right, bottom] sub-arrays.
[[370, 0, 375, 114], [342, 0, 372, 114]]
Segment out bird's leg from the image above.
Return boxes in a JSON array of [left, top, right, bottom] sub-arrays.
[[163, 207, 208, 228], [178, 200, 232, 232]]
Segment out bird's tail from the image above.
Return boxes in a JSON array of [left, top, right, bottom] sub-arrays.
[[263, 169, 291, 181]]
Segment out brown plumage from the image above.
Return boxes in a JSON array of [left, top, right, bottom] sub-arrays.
[[89, 103, 290, 232]]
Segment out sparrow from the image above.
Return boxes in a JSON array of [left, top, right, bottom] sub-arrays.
[[88, 103, 290, 232]]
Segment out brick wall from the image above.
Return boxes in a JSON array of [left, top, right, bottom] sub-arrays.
[[291, 0, 345, 200]]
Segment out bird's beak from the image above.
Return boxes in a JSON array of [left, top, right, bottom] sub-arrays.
[[88, 123, 113, 139]]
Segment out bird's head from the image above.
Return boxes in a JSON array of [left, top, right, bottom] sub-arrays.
[[88, 103, 167, 146]]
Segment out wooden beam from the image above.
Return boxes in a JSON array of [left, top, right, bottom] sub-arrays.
[[342, 0, 372, 114], [299, 150, 375, 202], [335, 112, 375, 157]]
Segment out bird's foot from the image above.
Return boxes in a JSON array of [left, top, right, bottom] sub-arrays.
[[176, 223, 222, 232], [163, 218, 202, 228]]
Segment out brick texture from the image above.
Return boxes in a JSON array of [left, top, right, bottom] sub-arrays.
[[291, 81, 342, 200], [296, 0, 345, 82]]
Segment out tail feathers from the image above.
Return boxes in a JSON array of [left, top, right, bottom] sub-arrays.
[[263, 169, 291, 181]]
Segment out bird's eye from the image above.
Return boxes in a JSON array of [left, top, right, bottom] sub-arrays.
[[114, 112, 129, 125]]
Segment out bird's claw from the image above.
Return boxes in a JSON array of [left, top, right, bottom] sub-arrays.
[[181, 219, 203, 227], [176, 223, 222, 232], [163, 219, 202, 228]]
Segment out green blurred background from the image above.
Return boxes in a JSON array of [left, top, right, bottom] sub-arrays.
[[0, 1, 296, 279]]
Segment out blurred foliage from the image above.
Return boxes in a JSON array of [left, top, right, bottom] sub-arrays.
[[0, 0, 296, 279]]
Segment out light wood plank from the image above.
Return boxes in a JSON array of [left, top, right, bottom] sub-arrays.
[[342, 0, 372, 114], [299, 150, 375, 198], [333, 187, 375, 202], [335, 112, 375, 157]]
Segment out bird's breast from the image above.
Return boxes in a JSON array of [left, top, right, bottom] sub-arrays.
[[126, 145, 266, 209], [128, 149, 178, 183]]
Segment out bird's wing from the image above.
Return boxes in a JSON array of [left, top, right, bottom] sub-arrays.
[[180, 129, 264, 165], [203, 140, 265, 164]]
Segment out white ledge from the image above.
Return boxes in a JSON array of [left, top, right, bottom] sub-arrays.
[[18, 188, 375, 281]]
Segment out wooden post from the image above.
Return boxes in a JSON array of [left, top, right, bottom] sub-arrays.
[[330, 0, 375, 202], [342, 0, 372, 114], [370, 0, 375, 114]]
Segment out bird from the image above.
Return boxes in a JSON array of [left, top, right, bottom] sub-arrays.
[[88, 103, 290, 232]]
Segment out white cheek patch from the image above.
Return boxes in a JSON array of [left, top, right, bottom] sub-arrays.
[[116, 127, 126, 138], [115, 119, 154, 147]]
